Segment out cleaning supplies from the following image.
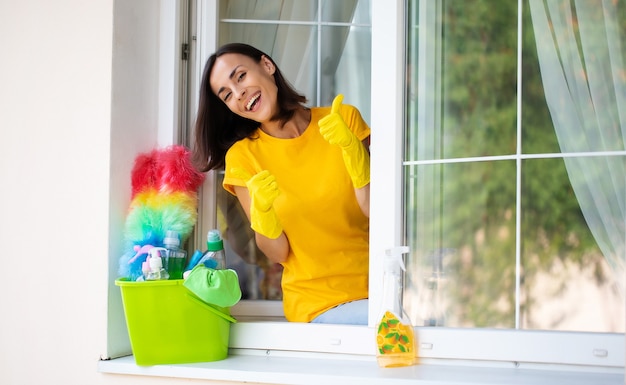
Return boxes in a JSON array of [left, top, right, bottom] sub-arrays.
[[163, 230, 187, 279], [145, 247, 170, 281], [183, 265, 242, 308], [185, 249, 204, 271], [376, 246, 417, 368], [183, 229, 226, 279], [197, 229, 226, 269], [205, 229, 226, 269]]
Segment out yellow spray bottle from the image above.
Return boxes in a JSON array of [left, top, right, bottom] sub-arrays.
[[376, 246, 418, 368]]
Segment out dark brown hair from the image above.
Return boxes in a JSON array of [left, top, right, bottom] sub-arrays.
[[192, 43, 307, 172]]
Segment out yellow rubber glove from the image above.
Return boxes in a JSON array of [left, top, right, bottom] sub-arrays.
[[231, 168, 282, 239], [318, 94, 370, 188]]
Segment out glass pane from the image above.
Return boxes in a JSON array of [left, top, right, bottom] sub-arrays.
[[404, 161, 517, 328], [320, 25, 371, 122], [521, 158, 625, 332], [220, 0, 318, 22], [406, 1, 518, 162], [321, 0, 370, 24], [219, 24, 318, 103], [406, 0, 625, 333]]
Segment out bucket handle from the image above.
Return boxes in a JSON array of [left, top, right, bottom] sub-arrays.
[[185, 291, 237, 324]]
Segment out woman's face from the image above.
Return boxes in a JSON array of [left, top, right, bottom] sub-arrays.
[[210, 53, 279, 123]]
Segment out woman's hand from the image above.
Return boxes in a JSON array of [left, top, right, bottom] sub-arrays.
[[232, 169, 283, 239], [319, 94, 370, 189]]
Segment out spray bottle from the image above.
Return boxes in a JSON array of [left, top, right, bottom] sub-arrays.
[[163, 230, 187, 279], [199, 229, 226, 269], [144, 247, 170, 281], [183, 229, 226, 279], [376, 246, 417, 368]]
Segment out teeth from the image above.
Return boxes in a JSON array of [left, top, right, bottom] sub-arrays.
[[246, 94, 259, 111]]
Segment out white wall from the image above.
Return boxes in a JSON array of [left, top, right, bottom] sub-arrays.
[[0, 1, 249, 384]]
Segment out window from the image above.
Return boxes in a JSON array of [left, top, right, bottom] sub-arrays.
[[189, 0, 624, 367], [389, 0, 622, 366]]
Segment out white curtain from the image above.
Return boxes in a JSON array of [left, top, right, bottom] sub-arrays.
[[529, 0, 625, 295]]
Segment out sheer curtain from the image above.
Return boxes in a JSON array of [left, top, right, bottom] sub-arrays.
[[529, 0, 625, 295]]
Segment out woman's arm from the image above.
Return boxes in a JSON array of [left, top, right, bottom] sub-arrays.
[[232, 185, 290, 263], [355, 185, 370, 218], [354, 138, 370, 217]]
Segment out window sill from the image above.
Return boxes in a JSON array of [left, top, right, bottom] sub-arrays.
[[98, 352, 623, 385]]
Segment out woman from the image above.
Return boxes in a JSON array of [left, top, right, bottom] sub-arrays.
[[193, 43, 370, 324]]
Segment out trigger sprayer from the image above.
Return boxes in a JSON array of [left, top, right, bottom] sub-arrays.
[[376, 246, 417, 368], [145, 247, 169, 281]]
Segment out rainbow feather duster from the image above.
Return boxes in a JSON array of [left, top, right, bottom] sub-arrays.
[[118, 145, 205, 279]]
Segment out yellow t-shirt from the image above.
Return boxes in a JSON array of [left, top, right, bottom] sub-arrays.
[[223, 104, 370, 322]]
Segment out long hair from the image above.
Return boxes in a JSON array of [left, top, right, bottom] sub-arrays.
[[192, 43, 307, 172]]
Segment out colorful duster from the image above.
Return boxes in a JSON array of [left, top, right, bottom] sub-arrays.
[[118, 145, 205, 279]]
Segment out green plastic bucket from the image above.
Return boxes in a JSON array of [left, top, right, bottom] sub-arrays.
[[115, 278, 236, 366]]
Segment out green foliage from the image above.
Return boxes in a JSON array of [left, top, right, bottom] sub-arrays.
[[406, 0, 620, 330]]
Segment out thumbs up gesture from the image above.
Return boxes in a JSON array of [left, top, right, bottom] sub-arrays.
[[231, 168, 283, 239], [319, 94, 355, 148], [318, 94, 370, 188]]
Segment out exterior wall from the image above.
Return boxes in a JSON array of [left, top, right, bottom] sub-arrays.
[[0, 0, 251, 384]]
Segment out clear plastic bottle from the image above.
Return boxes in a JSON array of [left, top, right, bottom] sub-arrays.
[[163, 230, 187, 279], [197, 229, 226, 270], [145, 247, 170, 281], [376, 246, 418, 368]]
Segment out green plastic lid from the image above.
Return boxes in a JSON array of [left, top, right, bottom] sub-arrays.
[[206, 229, 224, 251]]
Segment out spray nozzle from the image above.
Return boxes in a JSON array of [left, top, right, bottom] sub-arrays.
[[148, 247, 167, 271], [384, 246, 410, 272]]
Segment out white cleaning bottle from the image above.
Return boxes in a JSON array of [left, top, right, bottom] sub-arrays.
[[145, 247, 170, 281], [376, 246, 418, 367]]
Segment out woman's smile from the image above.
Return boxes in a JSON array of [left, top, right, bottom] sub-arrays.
[[245, 91, 261, 112]]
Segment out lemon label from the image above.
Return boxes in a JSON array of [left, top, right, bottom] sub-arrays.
[[376, 311, 414, 355]]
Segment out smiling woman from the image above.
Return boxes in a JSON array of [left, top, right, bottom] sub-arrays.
[[192, 42, 371, 325], [198, 0, 372, 317]]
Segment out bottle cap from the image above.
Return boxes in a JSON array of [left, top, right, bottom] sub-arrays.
[[207, 229, 224, 251], [163, 230, 180, 248]]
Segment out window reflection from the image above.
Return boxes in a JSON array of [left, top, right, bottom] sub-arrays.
[[404, 161, 517, 328], [405, 0, 625, 333], [521, 157, 624, 332]]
